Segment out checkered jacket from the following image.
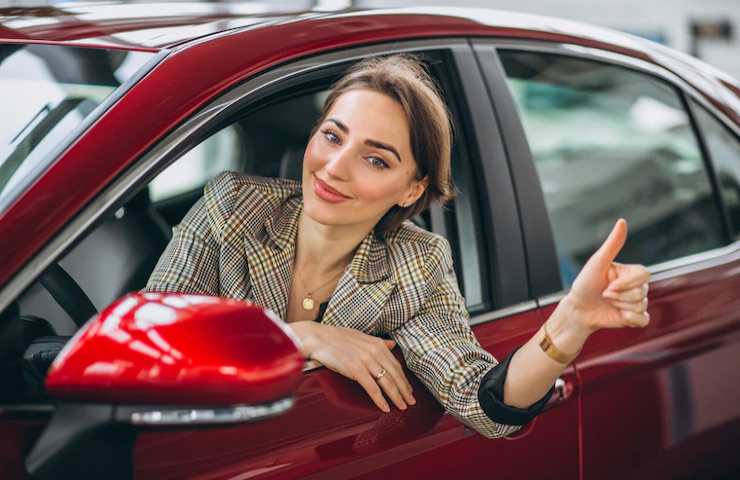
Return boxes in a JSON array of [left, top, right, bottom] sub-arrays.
[[145, 172, 523, 438]]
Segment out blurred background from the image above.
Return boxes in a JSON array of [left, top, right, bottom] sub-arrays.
[[2, 0, 738, 78]]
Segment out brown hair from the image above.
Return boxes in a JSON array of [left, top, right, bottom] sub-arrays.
[[311, 53, 456, 238]]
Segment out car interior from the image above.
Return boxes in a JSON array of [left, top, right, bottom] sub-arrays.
[[1, 55, 465, 405]]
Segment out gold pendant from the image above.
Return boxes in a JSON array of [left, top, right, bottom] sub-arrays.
[[302, 296, 315, 311]]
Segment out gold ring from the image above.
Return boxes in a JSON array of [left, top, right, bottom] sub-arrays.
[[374, 368, 387, 380]]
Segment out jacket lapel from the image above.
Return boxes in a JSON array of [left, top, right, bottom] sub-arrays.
[[243, 196, 301, 320], [320, 232, 396, 335]]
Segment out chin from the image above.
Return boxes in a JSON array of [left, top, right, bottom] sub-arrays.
[[303, 197, 347, 226]]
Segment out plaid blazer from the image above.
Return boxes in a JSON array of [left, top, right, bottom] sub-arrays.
[[145, 172, 523, 438]]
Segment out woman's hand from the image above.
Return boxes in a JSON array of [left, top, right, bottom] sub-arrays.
[[563, 218, 651, 337], [290, 321, 416, 413]]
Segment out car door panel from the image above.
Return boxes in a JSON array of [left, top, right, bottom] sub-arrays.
[[130, 308, 580, 480], [0, 417, 47, 480], [458, 309, 580, 479], [559, 254, 740, 479], [132, 361, 461, 479]]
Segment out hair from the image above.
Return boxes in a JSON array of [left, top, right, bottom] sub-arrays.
[[311, 53, 456, 238]]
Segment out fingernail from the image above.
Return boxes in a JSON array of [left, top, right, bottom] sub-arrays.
[[382, 405, 390, 413], [408, 397, 416, 405]]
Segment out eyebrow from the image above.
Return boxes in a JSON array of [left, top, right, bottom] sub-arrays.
[[327, 118, 402, 163]]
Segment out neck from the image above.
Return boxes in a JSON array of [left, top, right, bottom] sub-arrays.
[[294, 210, 372, 277]]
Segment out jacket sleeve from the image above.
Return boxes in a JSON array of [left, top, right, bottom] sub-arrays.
[[143, 196, 220, 295], [389, 236, 551, 439], [478, 345, 556, 426]]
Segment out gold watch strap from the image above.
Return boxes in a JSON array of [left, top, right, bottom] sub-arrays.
[[539, 323, 581, 364]]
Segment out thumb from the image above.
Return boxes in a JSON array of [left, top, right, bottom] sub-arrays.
[[384, 339, 397, 350], [590, 218, 628, 270]]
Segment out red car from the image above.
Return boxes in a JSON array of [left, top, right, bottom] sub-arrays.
[[1, 3, 739, 479]]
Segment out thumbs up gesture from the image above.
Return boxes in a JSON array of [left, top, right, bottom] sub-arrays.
[[564, 218, 651, 336]]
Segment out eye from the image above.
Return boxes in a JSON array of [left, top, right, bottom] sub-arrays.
[[366, 155, 389, 170], [322, 129, 341, 144]]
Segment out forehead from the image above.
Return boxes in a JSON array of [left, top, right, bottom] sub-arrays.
[[326, 89, 411, 141]]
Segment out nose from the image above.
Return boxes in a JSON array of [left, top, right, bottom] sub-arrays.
[[324, 145, 352, 181]]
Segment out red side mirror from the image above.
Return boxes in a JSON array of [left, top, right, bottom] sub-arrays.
[[28, 293, 304, 479], [46, 292, 303, 408]]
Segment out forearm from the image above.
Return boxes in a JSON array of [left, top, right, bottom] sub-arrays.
[[502, 295, 593, 409]]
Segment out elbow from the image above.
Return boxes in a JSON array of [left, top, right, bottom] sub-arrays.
[[461, 413, 526, 439], [447, 402, 527, 439]]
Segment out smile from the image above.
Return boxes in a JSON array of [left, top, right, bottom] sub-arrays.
[[313, 175, 351, 203]]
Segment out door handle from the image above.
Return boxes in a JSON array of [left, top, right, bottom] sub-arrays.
[[500, 377, 575, 440], [542, 377, 574, 412]]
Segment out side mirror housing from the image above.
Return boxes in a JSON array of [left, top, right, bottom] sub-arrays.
[[46, 292, 303, 410], [27, 293, 303, 480]]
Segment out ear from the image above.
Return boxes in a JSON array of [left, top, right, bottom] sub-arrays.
[[399, 176, 429, 207]]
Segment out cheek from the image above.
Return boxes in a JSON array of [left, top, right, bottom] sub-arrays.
[[353, 177, 406, 207], [303, 136, 327, 171]]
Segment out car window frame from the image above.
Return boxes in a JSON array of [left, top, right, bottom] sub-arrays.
[[0, 38, 533, 327], [686, 98, 740, 241], [472, 38, 740, 304]]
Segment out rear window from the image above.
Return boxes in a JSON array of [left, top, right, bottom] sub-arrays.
[[0, 44, 154, 211]]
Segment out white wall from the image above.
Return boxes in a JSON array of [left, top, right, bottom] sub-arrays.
[[358, 0, 740, 80]]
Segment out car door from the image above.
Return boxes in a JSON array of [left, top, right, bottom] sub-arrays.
[[475, 39, 740, 479], [123, 40, 581, 479], [0, 39, 581, 479]]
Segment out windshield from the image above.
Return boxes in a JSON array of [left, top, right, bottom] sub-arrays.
[[0, 44, 154, 211]]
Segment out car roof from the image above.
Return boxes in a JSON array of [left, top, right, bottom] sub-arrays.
[[0, 1, 321, 50], [0, 2, 737, 129], [1, 3, 737, 97], [0, 1, 713, 55]]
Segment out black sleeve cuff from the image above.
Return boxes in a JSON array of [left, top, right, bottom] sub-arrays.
[[477, 345, 557, 426]]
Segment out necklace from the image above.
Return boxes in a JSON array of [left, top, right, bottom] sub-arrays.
[[297, 268, 345, 311]]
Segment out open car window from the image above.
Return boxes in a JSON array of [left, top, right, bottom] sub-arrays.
[[16, 49, 491, 344], [147, 52, 491, 312]]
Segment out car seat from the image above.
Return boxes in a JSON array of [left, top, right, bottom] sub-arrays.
[[18, 186, 171, 336]]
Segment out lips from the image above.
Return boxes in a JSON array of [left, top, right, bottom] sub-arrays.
[[313, 175, 351, 203]]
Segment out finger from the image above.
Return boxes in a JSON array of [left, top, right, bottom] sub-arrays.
[[364, 355, 408, 410], [586, 219, 628, 271], [377, 374, 408, 410], [370, 338, 413, 399], [607, 263, 619, 284], [620, 309, 650, 328], [606, 267, 651, 292], [354, 368, 391, 413], [603, 284, 647, 302], [377, 347, 415, 405], [604, 297, 648, 314], [384, 339, 397, 350]]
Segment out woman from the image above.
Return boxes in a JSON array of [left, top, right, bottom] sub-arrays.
[[145, 54, 650, 439]]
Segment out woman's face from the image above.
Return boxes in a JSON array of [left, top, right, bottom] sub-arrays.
[[302, 88, 427, 232]]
